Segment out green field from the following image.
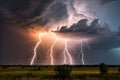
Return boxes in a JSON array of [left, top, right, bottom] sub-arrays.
[[0, 65, 120, 80]]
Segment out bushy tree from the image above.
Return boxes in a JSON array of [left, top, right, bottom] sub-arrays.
[[119, 69, 120, 72], [99, 63, 108, 75], [54, 66, 72, 80]]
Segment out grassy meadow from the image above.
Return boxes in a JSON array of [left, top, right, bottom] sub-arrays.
[[0, 65, 120, 80]]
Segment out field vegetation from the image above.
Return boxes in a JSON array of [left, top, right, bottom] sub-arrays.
[[0, 64, 120, 80]]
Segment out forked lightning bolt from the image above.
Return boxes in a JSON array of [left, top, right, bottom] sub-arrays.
[[80, 41, 85, 65], [50, 39, 57, 65], [63, 48, 67, 64], [30, 32, 86, 65], [31, 33, 42, 65], [64, 40, 73, 65]]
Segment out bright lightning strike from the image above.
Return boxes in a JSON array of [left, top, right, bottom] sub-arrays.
[[63, 47, 67, 64], [64, 40, 73, 65], [50, 39, 57, 65], [80, 40, 85, 65], [30, 31, 88, 65], [31, 33, 43, 65]]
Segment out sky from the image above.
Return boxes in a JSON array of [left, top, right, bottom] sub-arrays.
[[0, 0, 120, 65]]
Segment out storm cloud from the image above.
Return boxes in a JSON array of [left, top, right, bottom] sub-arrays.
[[58, 19, 111, 34], [1, 0, 120, 65], [55, 18, 120, 51], [100, 0, 117, 5], [1, 0, 118, 28]]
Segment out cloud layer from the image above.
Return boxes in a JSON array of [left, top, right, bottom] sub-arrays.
[[0, 0, 120, 65]]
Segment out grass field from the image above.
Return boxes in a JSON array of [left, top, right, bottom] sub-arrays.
[[0, 65, 120, 80]]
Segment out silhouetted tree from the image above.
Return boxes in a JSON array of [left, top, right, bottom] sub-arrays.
[[37, 66, 41, 70], [99, 63, 108, 75], [54, 66, 72, 80], [2, 66, 8, 69], [119, 69, 120, 72]]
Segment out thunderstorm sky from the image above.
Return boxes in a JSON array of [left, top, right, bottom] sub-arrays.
[[0, 0, 120, 65]]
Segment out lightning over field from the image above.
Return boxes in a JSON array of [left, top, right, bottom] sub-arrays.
[[50, 39, 57, 65], [80, 41, 85, 65], [64, 40, 73, 65], [30, 31, 88, 65], [30, 33, 42, 65], [1, 0, 120, 65]]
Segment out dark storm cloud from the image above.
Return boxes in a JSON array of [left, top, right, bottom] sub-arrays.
[[1, 0, 99, 28], [0, 0, 119, 28], [56, 18, 120, 50], [69, 19, 89, 32], [66, 0, 90, 19], [100, 0, 117, 5], [56, 19, 112, 40], [1, 0, 120, 65], [58, 19, 111, 34], [0, 0, 54, 26], [46, 1, 68, 22], [0, 0, 70, 28], [34, 1, 68, 25]]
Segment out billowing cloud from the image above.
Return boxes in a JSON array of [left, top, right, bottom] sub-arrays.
[[0, 0, 119, 29], [54, 18, 120, 50], [0, 0, 54, 26], [57, 19, 111, 34], [34, 1, 68, 26], [1, 0, 120, 65], [100, 0, 117, 5], [0, 0, 99, 28]]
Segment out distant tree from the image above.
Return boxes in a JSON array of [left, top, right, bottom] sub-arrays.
[[119, 69, 120, 72], [99, 63, 108, 75], [37, 66, 41, 70], [21, 66, 25, 69], [54, 66, 72, 80], [2, 66, 8, 69]]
